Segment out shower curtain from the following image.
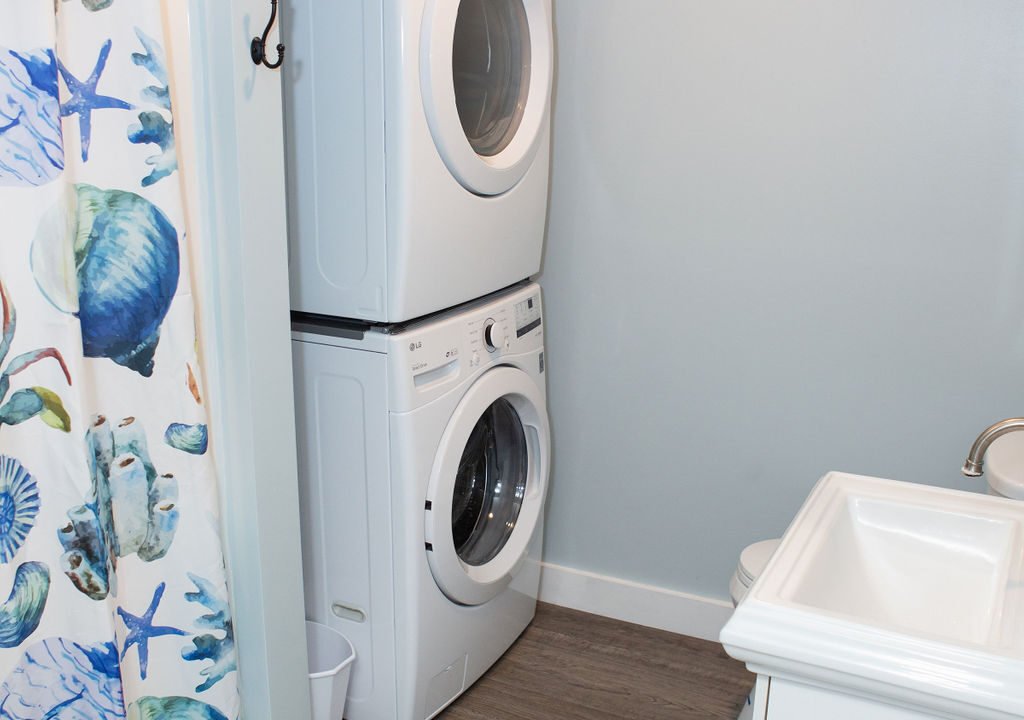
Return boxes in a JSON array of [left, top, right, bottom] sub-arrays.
[[0, 1, 239, 718]]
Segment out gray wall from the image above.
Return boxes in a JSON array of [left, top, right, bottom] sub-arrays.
[[540, 0, 1024, 600]]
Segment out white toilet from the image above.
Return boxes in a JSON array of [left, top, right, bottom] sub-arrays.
[[728, 538, 780, 720], [985, 431, 1024, 500], [728, 539, 780, 608]]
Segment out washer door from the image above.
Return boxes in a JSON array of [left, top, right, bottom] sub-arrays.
[[425, 367, 549, 606], [421, 0, 552, 196]]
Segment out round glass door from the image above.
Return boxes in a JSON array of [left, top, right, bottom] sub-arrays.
[[452, 0, 531, 158], [451, 398, 528, 565], [424, 367, 550, 606], [420, 0, 553, 196]]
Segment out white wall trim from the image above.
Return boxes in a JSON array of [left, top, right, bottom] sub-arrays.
[[539, 562, 733, 643]]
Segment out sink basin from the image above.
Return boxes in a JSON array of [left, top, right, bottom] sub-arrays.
[[721, 472, 1024, 720], [783, 487, 1017, 646]]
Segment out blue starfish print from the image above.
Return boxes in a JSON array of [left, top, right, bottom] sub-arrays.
[[117, 582, 186, 680], [58, 39, 133, 161]]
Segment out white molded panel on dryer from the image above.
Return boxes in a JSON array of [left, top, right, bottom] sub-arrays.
[[292, 340, 397, 719], [283, 0, 388, 317]]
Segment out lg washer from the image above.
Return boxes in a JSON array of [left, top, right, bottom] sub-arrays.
[[292, 282, 550, 719]]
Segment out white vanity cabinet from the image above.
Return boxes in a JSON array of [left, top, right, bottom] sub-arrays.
[[756, 676, 948, 720]]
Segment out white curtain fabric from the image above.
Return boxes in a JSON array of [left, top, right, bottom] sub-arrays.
[[0, 1, 239, 718]]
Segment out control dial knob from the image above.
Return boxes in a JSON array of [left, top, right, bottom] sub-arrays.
[[484, 320, 506, 352]]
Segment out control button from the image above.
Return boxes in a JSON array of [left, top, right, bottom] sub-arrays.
[[484, 319, 506, 352], [471, 352, 480, 367]]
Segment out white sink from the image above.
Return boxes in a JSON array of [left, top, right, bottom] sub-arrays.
[[721, 472, 1024, 720]]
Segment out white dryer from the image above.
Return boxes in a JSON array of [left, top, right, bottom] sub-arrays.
[[284, 0, 553, 323], [292, 283, 550, 719]]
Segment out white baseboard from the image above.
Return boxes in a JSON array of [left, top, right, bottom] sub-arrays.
[[538, 562, 734, 643]]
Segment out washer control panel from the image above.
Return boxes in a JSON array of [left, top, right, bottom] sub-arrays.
[[514, 295, 542, 338], [466, 290, 542, 362], [394, 284, 544, 406]]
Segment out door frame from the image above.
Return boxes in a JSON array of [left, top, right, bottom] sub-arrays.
[[181, 1, 312, 717]]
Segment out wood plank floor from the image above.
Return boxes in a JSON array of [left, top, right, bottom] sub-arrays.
[[440, 603, 754, 720]]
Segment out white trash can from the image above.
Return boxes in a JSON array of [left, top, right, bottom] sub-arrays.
[[306, 621, 356, 720]]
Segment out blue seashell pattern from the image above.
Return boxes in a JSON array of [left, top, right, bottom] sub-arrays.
[[0, 456, 40, 564], [0, 562, 49, 648], [75, 186, 180, 376], [128, 696, 227, 720], [0, 637, 125, 718], [0, 48, 64, 187], [59, 0, 117, 11], [31, 185, 181, 377], [165, 423, 208, 455]]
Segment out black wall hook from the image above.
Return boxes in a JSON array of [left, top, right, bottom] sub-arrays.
[[251, 0, 285, 69]]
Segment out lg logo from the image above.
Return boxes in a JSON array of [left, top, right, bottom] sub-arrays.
[[409, 341, 422, 352]]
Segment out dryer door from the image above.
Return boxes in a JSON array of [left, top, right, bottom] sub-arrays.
[[425, 366, 550, 606], [421, 0, 552, 196]]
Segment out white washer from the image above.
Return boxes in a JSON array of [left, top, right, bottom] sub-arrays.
[[292, 283, 549, 719], [284, 0, 553, 323]]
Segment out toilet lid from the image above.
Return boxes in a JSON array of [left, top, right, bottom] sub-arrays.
[[986, 432, 1024, 500], [738, 538, 781, 586]]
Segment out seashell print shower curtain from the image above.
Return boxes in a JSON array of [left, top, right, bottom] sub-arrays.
[[0, 1, 240, 718]]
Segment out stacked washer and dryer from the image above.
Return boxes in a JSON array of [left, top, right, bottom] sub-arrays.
[[283, 1, 554, 718]]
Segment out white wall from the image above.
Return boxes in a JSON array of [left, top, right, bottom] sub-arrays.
[[540, 0, 1024, 602]]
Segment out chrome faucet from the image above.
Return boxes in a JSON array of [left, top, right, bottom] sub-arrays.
[[962, 418, 1024, 477]]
